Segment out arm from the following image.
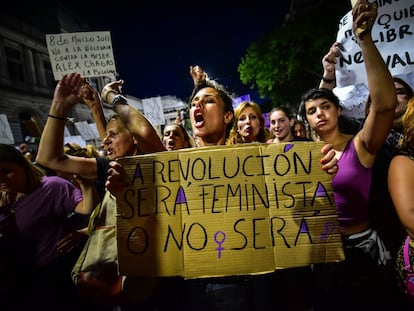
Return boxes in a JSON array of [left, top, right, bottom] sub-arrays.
[[36, 73, 98, 179], [318, 42, 342, 89], [101, 80, 166, 154], [354, 1, 396, 155], [74, 174, 100, 215], [388, 155, 414, 239], [81, 82, 106, 141]]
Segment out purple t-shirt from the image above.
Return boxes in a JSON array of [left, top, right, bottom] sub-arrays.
[[331, 138, 372, 230], [13, 175, 83, 267]]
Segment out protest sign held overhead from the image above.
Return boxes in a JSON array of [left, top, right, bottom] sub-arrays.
[[46, 31, 116, 80], [335, 0, 414, 119]]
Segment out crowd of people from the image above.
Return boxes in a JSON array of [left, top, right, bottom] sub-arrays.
[[1, 0, 414, 310]]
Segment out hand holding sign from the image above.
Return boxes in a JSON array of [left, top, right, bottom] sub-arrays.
[[351, 0, 377, 39]]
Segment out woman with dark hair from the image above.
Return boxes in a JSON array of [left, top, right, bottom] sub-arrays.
[[188, 78, 235, 146], [0, 143, 98, 310], [266, 106, 295, 143], [293, 119, 308, 139], [101, 65, 340, 311], [162, 123, 193, 150], [297, 2, 397, 309], [184, 66, 334, 311]]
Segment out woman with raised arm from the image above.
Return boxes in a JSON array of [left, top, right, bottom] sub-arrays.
[[0, 143, 98, 310], [36, 73, 164, 309], [297, 1, 397, 309]]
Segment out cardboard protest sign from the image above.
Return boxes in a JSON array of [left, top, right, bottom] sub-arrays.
[[116, 142, 344, 279], [46, 31, 116, 80], [334, 0, 414, 119]]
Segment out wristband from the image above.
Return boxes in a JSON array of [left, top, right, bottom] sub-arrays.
[[111, 94, 128, 108], [48, 114, 68, 121], [321, 77, 334, 84], [104, 89, 119, 103]]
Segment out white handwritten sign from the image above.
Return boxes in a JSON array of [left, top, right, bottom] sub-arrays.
[[142, 97, 166, 126], [46, 31, 117, 80], [335, 0, 414, 119], [0, 114, 14, 144]]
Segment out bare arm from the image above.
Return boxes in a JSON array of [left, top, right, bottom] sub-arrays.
[[36, 73, 98, 179], [81, 82, 106, 141], [101, 80, 166, 154], [318, 42, 342, 89], [355, 1, 397, 155], [74, 174, 100, 215], [388, 156, 414, 239]]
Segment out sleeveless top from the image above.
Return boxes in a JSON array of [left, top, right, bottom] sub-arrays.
[[331, 138, 372, 230]]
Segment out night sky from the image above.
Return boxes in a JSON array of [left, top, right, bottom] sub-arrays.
[[6, 0, 291, 103], [70, 1, 291, 102]]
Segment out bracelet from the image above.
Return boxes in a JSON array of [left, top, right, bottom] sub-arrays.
[[104, 89, 119, 103], [48, 114, 68, 121], [321, 77, 334, 84], [111, 94, 128, 107]]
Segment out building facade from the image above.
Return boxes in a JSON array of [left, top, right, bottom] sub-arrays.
[[0, 4, 187, 149]]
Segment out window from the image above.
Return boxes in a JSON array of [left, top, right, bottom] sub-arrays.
[[4, 41, 24, 82], [35, 53, 54, 88]]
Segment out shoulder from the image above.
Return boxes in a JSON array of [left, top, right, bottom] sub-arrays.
[[42, 175, 70, 185], [352, 133, 376, 167], [388, 155, 414, 205], [389, 155, 414, 182], [41, 175, 78, 192], [32, 176, 81, 203], [390, 154, 414, 169]]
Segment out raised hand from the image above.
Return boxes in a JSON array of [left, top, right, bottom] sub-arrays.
[[352, 0, 378, 40], [190, 65, 208, 86], [101, 79, 124, 104], [81, 82, 101, 110], [322, 42, 343, 77], [53, 73, 83, 111]]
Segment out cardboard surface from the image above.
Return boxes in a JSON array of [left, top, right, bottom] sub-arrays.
[[116, 142, 344, 279]]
